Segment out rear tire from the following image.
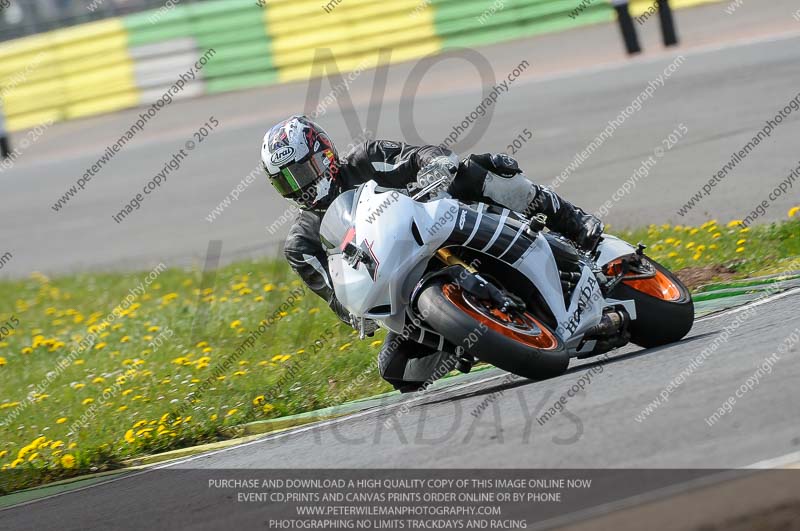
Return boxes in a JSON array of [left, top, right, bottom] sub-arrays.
[[610, 258, 694, 348], [417, 280, 570, 380]]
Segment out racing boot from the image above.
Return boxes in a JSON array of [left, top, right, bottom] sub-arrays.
[[531, 188, 605, 253], [464, 153, 604, 252]]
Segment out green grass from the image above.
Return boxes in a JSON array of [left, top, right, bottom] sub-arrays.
[[612, 217, 800, 283], [0, 216, 798, 493]]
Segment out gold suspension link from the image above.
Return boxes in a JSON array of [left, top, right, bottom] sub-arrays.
[[435, 248, 478, 273]]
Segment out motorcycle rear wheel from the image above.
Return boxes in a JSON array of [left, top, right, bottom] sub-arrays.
[[608, 257, 694, 348], [417, 280, 570, 380]]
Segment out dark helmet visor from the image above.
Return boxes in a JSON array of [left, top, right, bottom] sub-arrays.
[[268, 152, 337, 208], [268, 162, 318, 198]]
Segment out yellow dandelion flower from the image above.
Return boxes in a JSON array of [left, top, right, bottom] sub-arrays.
[[10, 458, 23, 468], [147, 326, 161, 333], [727, 220, 743, 228], [736, 239, 747, 245], [211, 414, 218, 421], [789, 206, 800, 218], [68, 443, 77, 449], [263, 284, 275, 292], [56, 417, 67, 424], [230, 320, 242, 329], [262, 404, 275, 414], [271, 354, 284, 362], [196, 341, 209, 348], [252, 395, 265, 406], [27, 452, 40, 462], [686, 242, 695, 249], [308, 308, 320, 314], [712, 233, 722, 239], [50, 441, 64, 449], [82, 398, 94, 405], [94, 342, 107, 350], [689, 228, 699, 235], [225, 408, 238, 417], [92, 377, 105, 384], [122, 389, 133, 396], [664, 238, 675, 244], [692, 253, 702, 261], [120, 336, 131, 343], [233, 370, 247, 376], [21, 347, 33, 355], [667, 252, 678, 258], [338, 343, 352, 351], [133, 420, 147, 429], [60, 454, 76, 469], [370, 340, 382, 347], [709, 244, 718, 250], [739, 227, 750, 233], [0, 450, 7, 459], [118, 405, 128, 412], [74, 359, 84, 365], [736, 247, 745, 253], [202, 347, 212, 353], [0, 357, 6, 366]]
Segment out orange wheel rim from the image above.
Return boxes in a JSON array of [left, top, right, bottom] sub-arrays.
[[441, 284, 559, 350], [606, 260, 682, 301]]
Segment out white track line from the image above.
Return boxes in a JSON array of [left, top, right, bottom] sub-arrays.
[[696, 286, 800, 322], [744, 450, 800, 469], [4, 287, 798, 511]]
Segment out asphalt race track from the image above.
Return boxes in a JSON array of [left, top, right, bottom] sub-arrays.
[[1, 288, 798, 529], [1, 0, 799, 278]]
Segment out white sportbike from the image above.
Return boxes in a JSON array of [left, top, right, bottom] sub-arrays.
[[320, 175, 694, 379]]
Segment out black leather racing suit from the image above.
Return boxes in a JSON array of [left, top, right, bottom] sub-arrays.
[[283, 140, 593, 390]]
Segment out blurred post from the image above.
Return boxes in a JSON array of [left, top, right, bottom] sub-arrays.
[[658, 0, 679, 47], [610, 0, 641, 55], [0, 103, 9, 160]]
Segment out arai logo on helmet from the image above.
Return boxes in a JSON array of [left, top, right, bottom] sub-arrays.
[[270, 146, 296, 166]]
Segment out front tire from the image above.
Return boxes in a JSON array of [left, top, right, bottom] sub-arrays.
[[417, 281, 570, 380], [609, 257, 694, 348]]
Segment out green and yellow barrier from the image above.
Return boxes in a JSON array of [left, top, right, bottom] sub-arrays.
[[0, 0, 720, 132]]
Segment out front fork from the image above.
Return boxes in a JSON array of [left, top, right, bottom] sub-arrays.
[[435, 248, 477, 273]]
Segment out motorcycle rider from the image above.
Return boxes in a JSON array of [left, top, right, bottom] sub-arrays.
[[262, 115, 602, 392]]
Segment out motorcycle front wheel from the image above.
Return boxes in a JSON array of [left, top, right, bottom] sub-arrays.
[[417, 280, 569, 380]]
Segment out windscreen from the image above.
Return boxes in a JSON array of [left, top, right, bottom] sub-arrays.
[[319, 188, 358, 254]]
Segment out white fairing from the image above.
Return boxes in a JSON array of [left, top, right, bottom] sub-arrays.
[[322, 181, 639, 354], [596, 234, 639, 268], [325, 182, 460, 334]]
